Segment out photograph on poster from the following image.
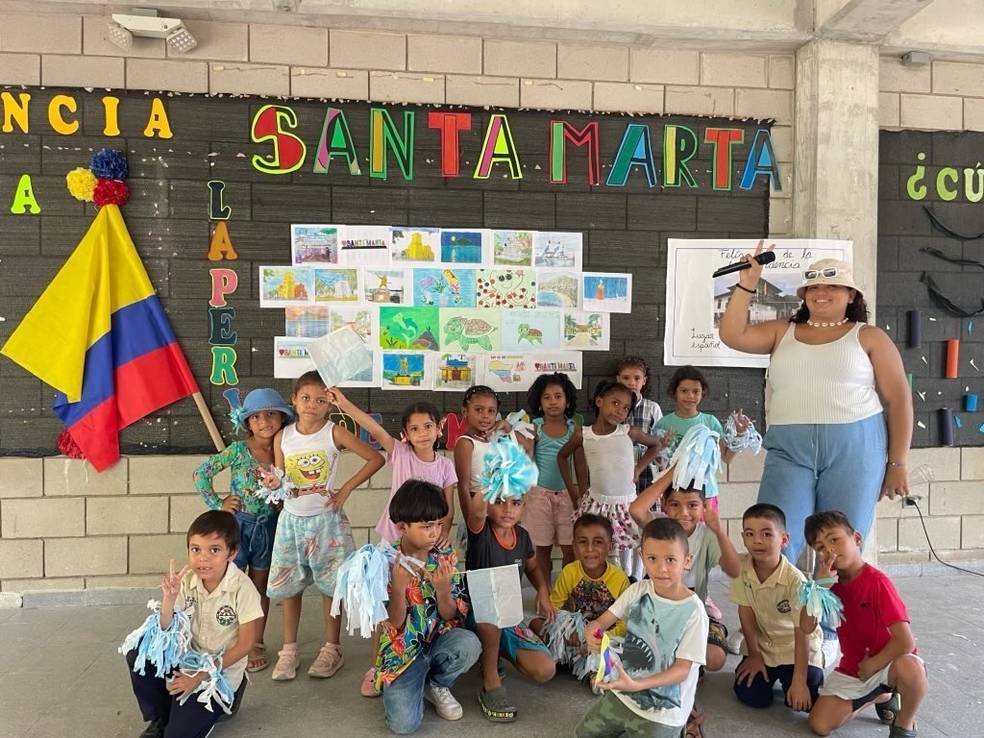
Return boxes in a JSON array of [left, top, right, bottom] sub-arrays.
[[291, 225, 339, 265], [440, 229, 487, 265], [313, 268, 360, 303], [501, 309, 562, 352], [476, 268, 537, 309], [433, 353, 485, 392], [582, 272, 632, 313], [363, 268, 409, 304], [664, 238, 853, 368], [285, 306, 331, 338], [390, 227, 440, 264], [413, 267, 478, 307], [379, 306, 440, 350], [562, 310, 610, 351], [533, 231, 582, 270], [260, 266, 315, 307], [337, 225, 392, 266], [492, 230, 534, 267], [274, 337, 316, 378], [381, 351, 429, 389], [440, 308, 501, 352], [536, 270, 580, 309], [328, 306, 377, 343]]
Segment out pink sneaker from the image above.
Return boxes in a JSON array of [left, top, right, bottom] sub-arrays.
[[308, 642, 344, 678], [361, 667, 381, 697], [271, 645, 299, 681], [705, 596, 723, 621]]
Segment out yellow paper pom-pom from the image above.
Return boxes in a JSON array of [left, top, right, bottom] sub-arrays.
[[66, 167, 97, 202]]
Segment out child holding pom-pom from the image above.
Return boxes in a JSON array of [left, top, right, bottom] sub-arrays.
[[373, 480, 480, 734], [121, 511, 262, 738]]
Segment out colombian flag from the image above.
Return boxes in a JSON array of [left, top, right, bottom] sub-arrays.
[[1, 204, 198, 471]]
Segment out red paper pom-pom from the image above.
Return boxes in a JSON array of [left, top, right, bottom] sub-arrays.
[[57, 428, 86, 459], [93, 178, 130, 206]]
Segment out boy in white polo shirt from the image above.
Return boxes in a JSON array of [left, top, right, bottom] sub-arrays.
[[730, 503, 824, 712], [125, 510, 263, 738]]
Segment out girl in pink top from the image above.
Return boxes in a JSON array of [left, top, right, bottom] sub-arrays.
[[326, 388, 457, 696]]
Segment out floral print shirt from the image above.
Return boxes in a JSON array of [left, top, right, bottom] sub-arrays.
[[193, 441, 272, 515]]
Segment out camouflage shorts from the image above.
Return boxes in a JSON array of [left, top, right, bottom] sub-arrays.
[[576, 692, 685, 738]]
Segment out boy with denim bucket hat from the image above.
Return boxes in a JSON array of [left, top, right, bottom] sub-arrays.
[[193, 387, 294, 673]]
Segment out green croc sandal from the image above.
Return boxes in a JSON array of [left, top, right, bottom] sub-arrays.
[[478, 686, 517, 722], [876, 691, 901, 725]]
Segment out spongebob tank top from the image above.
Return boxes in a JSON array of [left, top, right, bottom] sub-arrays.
[[280, 421, 339, 516]]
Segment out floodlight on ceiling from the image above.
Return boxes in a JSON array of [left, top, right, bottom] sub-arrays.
[[107, 10, 198, 53]]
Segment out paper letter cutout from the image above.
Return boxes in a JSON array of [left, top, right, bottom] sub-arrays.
[[358, 412, 384, 449], [209, 267, 239, 306], [101, 96, 121, 136], [444, 411, 467, 449], [370, 107, 415, 180], [48, 95, 79, 135], [208, 180, 231, 220], [663, 125, 699, 188], [221, 387, 242, 414], [251, 104, 306, 175], [1, 91, 30, 134], [210, 346, 239, 386], [606, 123, 657, 187], [313, 108, 362, 176], [739, 129, 782, 191], [549, 120, 600, 186], [208, 307, 238, 345], [474, 114, 522, 180], [10, 174, 40, 214], [143, 97, 173, 139], [207, 222, 238, 261], [704, 128, 744, 191], [428, 111, 472, 177]]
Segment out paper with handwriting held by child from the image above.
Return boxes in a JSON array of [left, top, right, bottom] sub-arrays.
[[307, 326, 373, 388], [465, 564, 523, 628]]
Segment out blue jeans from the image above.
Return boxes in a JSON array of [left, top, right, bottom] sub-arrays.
[[757, 414, 887, 565], [233, 509, 278, 570], [382, 627, 481, 734]]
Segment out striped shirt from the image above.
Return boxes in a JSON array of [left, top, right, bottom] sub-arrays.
[[628, 397, 663, 492]]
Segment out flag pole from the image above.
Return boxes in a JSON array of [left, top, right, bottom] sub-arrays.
[[192, 391, 226, 452]]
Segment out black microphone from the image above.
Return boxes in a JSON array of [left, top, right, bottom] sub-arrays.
[[711, 250, 776, 278]]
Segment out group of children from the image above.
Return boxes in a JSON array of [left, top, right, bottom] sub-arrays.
[[123, 358, 926, 738]]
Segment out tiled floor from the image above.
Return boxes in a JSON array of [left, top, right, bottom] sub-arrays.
[[1, 573, 983, 738]]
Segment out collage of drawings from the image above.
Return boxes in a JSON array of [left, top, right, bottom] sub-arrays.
[[263, 225, 633, 392]]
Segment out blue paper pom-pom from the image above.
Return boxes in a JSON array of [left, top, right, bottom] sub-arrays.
[[89, 148, 128, 181]]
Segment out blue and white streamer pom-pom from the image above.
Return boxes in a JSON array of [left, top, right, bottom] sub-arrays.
[[119, 599, 193, 677], [253, 466, 295, 505], [723, 411, 763, 454], [799, 578, 845, 628], [331, 543, 425, 637], [505, 410, 535, 440], [542, 609, 587, 663], [176, 650, 235, 714], [668, 424, 721, 491], [479, 434, 538, 503]]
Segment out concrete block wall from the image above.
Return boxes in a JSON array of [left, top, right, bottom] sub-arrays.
[[0, 12, 795, 237], [1, 448, 982, 592], [879, 56, 984, 131]]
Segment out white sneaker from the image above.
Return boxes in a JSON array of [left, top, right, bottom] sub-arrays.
[[425, 682, 464, 721], [726, 630, 745, 655]]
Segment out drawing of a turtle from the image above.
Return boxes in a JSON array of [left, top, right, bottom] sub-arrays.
[[444, 316, 497, 350], [517, 323, 543, 345]]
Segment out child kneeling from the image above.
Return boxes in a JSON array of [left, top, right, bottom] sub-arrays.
[[123, 511, 262, 738], [578, 518, 709, 738], [375, 480, 480, 735], [802, 511, 926, 738]]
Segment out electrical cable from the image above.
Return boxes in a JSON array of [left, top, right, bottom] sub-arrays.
[[904, 497, 984, 578]]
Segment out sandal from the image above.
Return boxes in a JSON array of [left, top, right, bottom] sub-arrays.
[[876, 691, 901, 725], [246, 643, 269, 673], [686, 708, 705, 738], [478, 686, 517, 722]]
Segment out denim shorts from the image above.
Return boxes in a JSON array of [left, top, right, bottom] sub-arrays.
[[233, 509, 279, 571]]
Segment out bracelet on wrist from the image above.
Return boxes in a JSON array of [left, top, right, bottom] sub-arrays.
[[734, 283, 757, 294], [886, 461, 906, 468]]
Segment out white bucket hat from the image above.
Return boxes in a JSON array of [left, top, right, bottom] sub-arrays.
[[795, 258, 863, 300]]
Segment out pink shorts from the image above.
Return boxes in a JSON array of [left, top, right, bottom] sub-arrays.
[[522, 486, 574, 547]]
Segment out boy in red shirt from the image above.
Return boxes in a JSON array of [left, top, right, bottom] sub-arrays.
[[800, 511, 927, 738]]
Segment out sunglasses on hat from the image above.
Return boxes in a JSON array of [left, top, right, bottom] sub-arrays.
[[804, 267, 839, 280]]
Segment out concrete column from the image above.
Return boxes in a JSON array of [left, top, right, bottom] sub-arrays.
[[793, 39, 880, 309]]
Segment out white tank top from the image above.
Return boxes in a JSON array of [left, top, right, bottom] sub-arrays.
[[766, 323, 883, 426], [583, 424, 636, 498], [280, 422, 339, 516]]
